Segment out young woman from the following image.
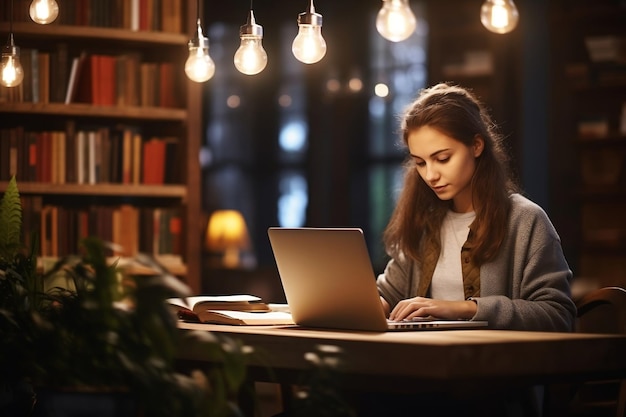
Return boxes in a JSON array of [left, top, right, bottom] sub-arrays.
[[377, 83, 576, 332]]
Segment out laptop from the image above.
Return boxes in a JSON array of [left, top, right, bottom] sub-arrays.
[[267, 227, 488, 332]]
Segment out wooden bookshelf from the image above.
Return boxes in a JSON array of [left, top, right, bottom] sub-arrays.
[[425, 0, 522, 172], [0, 3, 203, 292], [550, 0, 626, 289]]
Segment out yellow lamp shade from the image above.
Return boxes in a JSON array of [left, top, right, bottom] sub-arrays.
[[205, 210, 250, 268]]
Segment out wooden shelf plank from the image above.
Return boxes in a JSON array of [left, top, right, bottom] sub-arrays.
[[39, 255, 187, 277], [0, 182, 187, 199], [0, 23, 188, 46], [0, 102, 187, 121]]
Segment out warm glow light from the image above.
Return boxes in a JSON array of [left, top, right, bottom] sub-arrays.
[[348, 77, 363, 92], [29, 0, 59, 24], [185, 45, 215, 82], [480, 0, 519, 34], [278, 94, 292, 107], [1, 43, 24, 88], [234, 38, 267, 75], [185, 19, 215, 82], [292, 1, 327, 64], [326, 78, 341, 92], [226, 95, 241, 108], [234, 10, 267, 75], [292, 25, 327, 64], [206, 210, 250, 269], [374, 83, 389, 97], [376, 0, 417, 42]]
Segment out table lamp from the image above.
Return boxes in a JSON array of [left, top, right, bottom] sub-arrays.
[[205, 210, 250, 269]]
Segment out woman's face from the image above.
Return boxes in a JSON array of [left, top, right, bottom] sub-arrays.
[[407, 125, 483, 213]]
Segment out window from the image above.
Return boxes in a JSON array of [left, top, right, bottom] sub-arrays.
[[202, 2, 428, 270], [366, 2, 428, 269]]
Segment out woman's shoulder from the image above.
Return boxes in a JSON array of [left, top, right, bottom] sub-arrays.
[[508, 193, 542, 211], [507, 193, 554, 226]]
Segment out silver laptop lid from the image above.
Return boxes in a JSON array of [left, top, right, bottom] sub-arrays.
[[268, 227, 389, 332]]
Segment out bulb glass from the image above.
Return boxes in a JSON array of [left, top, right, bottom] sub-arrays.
[[185, 46, 215, 83], [234, 36, 268, 75], [292, 25, 327, 64], [1, 54, 24, 87], [480, 0, 519, 34], [376, 0, 417, 42], [29, 0, 59, 24]]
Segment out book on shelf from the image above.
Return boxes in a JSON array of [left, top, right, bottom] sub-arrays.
[[132, 131, 142, 184], [21, 48, 33, 103], [38, 52, 50, 104], [0, 130, 9, 181], [65, 52, 87, 104], [142, 138, 165, 184], [112, 204, 139, 257], [99, 54, 117, 106], [51, 42, 69, 103]]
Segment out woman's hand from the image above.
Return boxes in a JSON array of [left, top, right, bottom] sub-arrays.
[[380, 296, 391, 317], [388, 296, 477, 321]]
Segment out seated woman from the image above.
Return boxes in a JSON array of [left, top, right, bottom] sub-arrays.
[[359, 83, 576, 417], [377, 83, 575, 332]]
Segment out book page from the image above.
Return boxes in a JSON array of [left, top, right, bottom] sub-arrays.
[[167, 294, 262, 309], [201, 310, 294, 325]]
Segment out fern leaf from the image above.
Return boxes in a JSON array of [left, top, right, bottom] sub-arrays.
[[0, 176, 23, 255]]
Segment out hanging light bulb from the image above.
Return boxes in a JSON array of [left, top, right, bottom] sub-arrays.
[[2, 1, 24, 88], [185, 0, 215, 83], [376, 0, 417, 42], [234, 9, 267, 76], [1, 35, 24, 88], [185, 21, 215, 83], [29, 0, 59, 24], [480, 0, 519, 34], [292, 0, 326, 64]]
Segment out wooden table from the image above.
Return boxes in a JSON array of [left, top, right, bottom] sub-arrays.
[[178, 322, 626, 394]]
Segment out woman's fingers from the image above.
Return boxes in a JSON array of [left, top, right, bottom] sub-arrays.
[[389, 298, 473, 321]]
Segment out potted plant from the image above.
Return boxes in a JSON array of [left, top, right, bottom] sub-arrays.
[[0, 176, 250, 417]]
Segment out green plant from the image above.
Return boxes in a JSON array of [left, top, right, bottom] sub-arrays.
[[0, 176, 42, 382], [0, 176, 250, 417]]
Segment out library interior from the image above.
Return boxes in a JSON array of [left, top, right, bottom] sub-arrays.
[[1, 0, 625, 416]]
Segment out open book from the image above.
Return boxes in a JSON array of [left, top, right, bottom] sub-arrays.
[[167, 294, 271, 322], [194, 310, 294, 326], [167, 295, 293, 325]]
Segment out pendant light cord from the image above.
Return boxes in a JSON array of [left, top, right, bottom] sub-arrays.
[[8, 0, 14, 46]]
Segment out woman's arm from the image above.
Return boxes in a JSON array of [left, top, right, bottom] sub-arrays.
[[474, 196, 576, 331]]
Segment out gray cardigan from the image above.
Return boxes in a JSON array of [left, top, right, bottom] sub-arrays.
[[376, 193, 576, 331]]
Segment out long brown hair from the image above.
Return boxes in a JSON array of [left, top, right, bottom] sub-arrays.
[[383, 83, 518, 265]]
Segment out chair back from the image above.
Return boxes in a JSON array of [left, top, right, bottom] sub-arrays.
[[576, 286, 626, 335], [544, 286, 626, 417]]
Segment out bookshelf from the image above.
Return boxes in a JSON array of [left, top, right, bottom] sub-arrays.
[[425, 0, 522, 172], [0, 2, 203, 292], [550, 0, 626, 289]]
